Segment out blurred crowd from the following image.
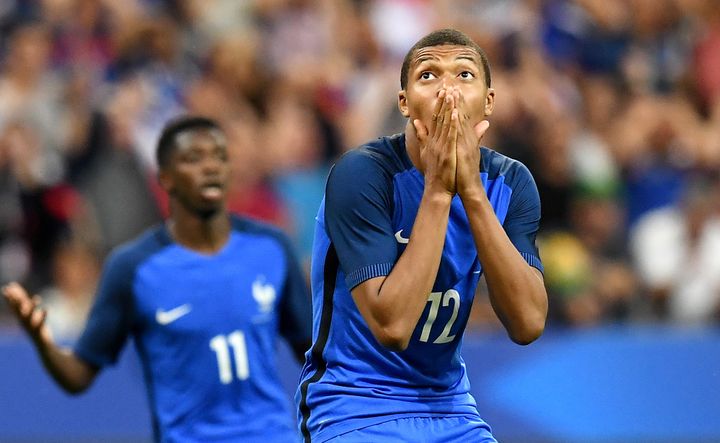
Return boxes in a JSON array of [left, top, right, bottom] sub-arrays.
[[1, 0, 719, 340]]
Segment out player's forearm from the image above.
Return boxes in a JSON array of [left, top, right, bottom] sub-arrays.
[[35, 341, 98, 394], [461, 191, 547, 345], [368, 191, 452, 350]]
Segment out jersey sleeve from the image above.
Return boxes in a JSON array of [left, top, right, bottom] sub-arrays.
[[325, 150, 398, 290], [277, 234, 312, 350], [73, 248, 136, 368], [504, 162, 544, 273]]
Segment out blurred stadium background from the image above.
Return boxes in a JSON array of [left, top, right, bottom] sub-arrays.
[[0, 0, 719, 442]]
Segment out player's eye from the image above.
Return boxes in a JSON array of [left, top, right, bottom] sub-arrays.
[[420, 71, 436, 80], [458, 71, 475, 79], [182, 153, 201, 163]]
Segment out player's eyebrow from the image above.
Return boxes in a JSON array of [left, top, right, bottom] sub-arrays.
[[455, 54, 478, 63], [414, 55, 438, 66], [414, 53, 479, 67]]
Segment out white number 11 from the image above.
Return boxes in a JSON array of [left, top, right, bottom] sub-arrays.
[[209, 330, 249, 384]]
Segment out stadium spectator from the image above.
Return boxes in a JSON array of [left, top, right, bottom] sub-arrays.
[[630, 174, 720, 322], [38, 237, 100, 342]]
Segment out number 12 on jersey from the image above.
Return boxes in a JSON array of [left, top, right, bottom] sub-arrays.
[[419, 290, 460, 344], [209, 330, 249, 384]]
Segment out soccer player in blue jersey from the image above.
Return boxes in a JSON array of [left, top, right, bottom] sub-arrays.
[[296, 29, 548, 442], [3, 116, 312, 442]]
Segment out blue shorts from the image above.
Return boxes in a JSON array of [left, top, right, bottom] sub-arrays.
[[324, 416, 497, 443]]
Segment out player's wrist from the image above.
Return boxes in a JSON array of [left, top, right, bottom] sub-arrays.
[[32, 328, 54, 352], [457, 183, 487, 205], [422, 186, 454, 206], [33, 335, 51, 354]]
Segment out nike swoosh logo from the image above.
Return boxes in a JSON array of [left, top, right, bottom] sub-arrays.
[[156, 304, 192, 325], [395, 230, 409, 244]]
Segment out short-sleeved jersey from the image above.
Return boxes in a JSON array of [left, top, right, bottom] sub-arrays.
[[74, 215, 311, 443], [296, 134, 542, 443]]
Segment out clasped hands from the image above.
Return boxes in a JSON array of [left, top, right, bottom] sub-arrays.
[[413, 86, 489, 199]]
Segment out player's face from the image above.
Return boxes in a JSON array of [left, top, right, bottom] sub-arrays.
[[398, 44, 494, 130], [162, 128, 230, 216]]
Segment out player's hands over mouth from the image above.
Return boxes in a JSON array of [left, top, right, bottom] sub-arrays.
[[453, 88, 490, 199], [413, 86, 460, 197], [2, 282, 53, 346]]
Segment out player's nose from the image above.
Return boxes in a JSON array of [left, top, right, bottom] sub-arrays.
[[201, 156, 222, 174]]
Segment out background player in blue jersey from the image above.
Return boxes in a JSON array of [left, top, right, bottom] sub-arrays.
[[296, 29, 548, 442], [3, 116, 312, 442]]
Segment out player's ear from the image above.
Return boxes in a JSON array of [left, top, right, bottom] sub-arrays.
[[158, 169, 174, 194], [484, 88, 495, 117], [398, 90, 410, 118]]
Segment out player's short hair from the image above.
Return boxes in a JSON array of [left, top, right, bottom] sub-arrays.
[[400, 28, 491, 90], [156, 116, 221, 169]]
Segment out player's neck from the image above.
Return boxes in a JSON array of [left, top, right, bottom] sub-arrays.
[[404, 124, 424, 173], [167, 210, 231, 254]]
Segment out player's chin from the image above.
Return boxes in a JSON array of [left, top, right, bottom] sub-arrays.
[[192, 200, 225, 219]]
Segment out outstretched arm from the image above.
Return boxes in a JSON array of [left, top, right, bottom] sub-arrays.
[[3, 282, 99, 393]]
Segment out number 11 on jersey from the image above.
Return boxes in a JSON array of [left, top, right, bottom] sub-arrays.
[[209, 330, 249, 384]]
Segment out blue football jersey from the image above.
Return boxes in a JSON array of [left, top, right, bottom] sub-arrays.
[[296, 134, 543, 442], [74, 215, 311, 443]]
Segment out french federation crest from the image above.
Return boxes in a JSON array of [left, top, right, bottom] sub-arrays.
[[252, 276, 276, 313]]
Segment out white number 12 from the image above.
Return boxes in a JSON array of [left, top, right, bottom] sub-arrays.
[[419, 290, 460, 344], [209, 330, 249, 384]]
